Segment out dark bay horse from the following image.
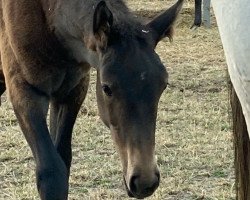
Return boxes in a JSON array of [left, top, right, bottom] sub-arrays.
[[0, 0, 183, 199], [192, 0, 202, 28]]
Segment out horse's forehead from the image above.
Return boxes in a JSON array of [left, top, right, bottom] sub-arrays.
[[105, 48, 163, 74], [102, 62, 164, 89], [101, 39, 164, 80], [112, 44, 153, 65]]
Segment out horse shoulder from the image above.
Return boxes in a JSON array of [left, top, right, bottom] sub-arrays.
[[1, 1, 71, 94]]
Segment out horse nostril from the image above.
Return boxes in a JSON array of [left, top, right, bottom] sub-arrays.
[[143, 174, 160, 195], [129, 175, 139, 194]]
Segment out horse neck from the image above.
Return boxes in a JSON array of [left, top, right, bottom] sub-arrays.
[[40, 0, 136, 68]]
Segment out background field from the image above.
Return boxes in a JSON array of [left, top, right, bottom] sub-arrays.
[[0, 0, 235, 199]]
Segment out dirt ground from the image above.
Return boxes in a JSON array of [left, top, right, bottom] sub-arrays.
[[0, 1, 235, 199]]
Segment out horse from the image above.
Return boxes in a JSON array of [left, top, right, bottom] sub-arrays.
[[0, 0, 183, 199], [192, 0, 202, 28], [192, 0, 211, 29], [212, 0, 250, 199]]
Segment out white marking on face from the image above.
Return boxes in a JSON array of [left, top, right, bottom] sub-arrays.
[[142, 29, 150, 33]]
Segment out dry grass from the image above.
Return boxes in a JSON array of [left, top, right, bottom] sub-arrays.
[[0, 1, 235, 200]]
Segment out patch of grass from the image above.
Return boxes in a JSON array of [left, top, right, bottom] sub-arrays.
[[0, 1, 234, 200]]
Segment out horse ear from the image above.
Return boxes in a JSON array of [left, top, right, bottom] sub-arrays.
[[91, 1, 113, 51], [146, 0, 184, 47]]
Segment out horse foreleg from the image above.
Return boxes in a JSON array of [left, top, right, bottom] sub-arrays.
[[0, 81, 5, 106], [9, 81, 68, 200], [191, 0, 202, 29], [50, 74, 89, 174], [0, 71, 5, 106]]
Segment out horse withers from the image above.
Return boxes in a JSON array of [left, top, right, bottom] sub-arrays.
[[0, 0, 183, 199]]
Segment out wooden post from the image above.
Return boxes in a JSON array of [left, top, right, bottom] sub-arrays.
[[230, 83, 250, 200], [203, 0, 211, 28]]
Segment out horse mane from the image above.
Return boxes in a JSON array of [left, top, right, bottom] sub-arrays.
[[83, 0, 147, 42]]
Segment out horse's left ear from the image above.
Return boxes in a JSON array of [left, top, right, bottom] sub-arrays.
[[89, 1, 113, 51], [146, 0, 184, 47]]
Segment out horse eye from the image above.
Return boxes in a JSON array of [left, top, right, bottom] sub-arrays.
[[102, 85, 112, 97]]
